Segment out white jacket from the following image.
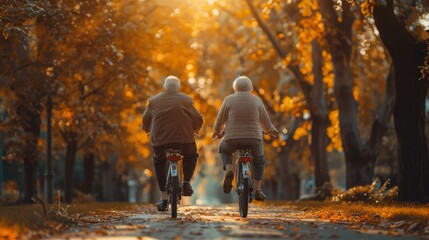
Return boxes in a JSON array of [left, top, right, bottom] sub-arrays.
[[213, 91, 277, 141]]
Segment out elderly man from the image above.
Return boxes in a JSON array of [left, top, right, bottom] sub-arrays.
[[142, 75, 203, 211], [213, 75, 278, 201]]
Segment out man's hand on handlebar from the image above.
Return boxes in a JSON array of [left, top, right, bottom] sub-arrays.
[[212, 131, 224, 139]]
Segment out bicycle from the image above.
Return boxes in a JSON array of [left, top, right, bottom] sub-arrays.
[[165, 148, 183, 218], [235, 145, 254, 218], [213, 132, 277, 218]]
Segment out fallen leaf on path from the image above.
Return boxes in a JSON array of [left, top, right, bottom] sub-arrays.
[[94, 229, 108, 235], [387, 230, 400, 236], [292, 226, 301, 231], [276, 225, 285, 230]]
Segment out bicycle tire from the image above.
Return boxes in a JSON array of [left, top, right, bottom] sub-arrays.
[[238, 164, 249, 218], [170, 176, 178, 218]]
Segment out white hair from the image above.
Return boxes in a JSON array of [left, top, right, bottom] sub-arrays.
[[233, 76, 253, 92], [163, 75, 181, 91]]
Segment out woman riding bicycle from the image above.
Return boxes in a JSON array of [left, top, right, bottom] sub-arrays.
[[213, 75, 278, 201]]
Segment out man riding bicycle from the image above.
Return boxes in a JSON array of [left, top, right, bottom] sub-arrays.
[[142, 75, 203, 211], [213, 76, 278, 201]]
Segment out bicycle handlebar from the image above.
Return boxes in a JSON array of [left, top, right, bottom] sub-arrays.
[[212, 131, 278, 140]]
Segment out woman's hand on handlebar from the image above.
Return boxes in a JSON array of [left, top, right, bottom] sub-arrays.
[[265, 131, 278, 138]]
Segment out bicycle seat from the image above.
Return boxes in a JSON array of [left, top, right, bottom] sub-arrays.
[[165, 148, 181, 153], [237, 145, 252, 150], [166, 149, 182, 161]]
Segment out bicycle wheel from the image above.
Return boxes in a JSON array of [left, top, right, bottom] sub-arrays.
[[170, 176, 178, 218], [238, 164, 249, 218]]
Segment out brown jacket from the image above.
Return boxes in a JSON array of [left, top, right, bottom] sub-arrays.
[[213, 92, 277, 141], [142, 89, 203, 146]]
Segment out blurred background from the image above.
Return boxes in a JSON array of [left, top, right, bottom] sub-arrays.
[[0, 0, 428, 205]]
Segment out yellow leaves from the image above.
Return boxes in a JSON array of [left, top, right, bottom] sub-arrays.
[[125, 90, 133, 98], [155, 53, 165, 62], [360, 0, 377, 15], [299, 61, 313, 76], [272, 140, 279, 148], [46, 67, 54, 77], [74, 73, 82, 81], [119, 108, 151, 162], [61, 109, 73, 119], [291, 121, 311, 140], [293, 127, 308, 140], [360, 1, 371, 15], [280, 96, 295, 112], [300, 7, 312, 17], [186, 63, 194, 71], [0, 226, 19, 239], [144, 168, 153, 177], [326, 110, 342, 152], [298, 0, 318, 17], [352, 86, 359, 101]]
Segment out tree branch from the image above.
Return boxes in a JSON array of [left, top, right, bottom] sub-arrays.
[[245, 0, 312, 102], [244, 0, 287, 58]]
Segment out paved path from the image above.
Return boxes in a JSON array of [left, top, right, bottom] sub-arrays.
[[48, 204, 418, 239]]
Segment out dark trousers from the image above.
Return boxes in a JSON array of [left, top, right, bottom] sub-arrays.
[[152, 142, 199, 192], [218, 139, 265, 180]]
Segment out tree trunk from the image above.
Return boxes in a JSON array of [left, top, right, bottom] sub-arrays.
[[318, 0, 396, 188], [277, 117, 303, 200], [374, 0, 429, 202], [333, 54, 377, 187], [16, 97, 42, 203], [4, 35, 43, 203], [23, 155, 38, 203], [83, 152, 95, 194], [64, 138, 77, 203], [310, 39, 331, 188]]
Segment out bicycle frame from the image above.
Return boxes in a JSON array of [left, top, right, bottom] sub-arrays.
[[237, 149, 253, 184], [235, 149, 254, 218], [166, 149, 183, 218]]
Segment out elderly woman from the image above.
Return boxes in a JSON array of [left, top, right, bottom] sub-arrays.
[[213, 76, 278, 201]]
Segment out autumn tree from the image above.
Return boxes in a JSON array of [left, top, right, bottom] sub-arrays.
[[0, 0, 46, 203], [373, 0, 429, 202], [318, 0, 394, 188]]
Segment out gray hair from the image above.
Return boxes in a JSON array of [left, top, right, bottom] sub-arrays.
[[163, 75, 181, 91], [233, 76, 253, 92]]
